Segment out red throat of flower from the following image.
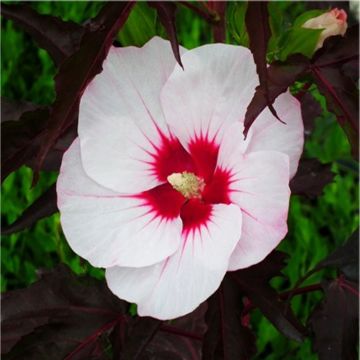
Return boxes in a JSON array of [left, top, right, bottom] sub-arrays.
[[138, 133, 232, 235]]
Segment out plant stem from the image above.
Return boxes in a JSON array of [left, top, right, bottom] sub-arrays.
[[242, 283, 323, 315]]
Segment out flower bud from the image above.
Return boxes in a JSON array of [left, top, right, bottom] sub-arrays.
[[302, 8, 348, 50]]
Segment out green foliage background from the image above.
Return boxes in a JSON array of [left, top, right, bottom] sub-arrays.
[[1, 2, 358, 359]]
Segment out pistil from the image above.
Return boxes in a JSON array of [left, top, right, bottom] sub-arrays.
[[167, 172, 205, 199]]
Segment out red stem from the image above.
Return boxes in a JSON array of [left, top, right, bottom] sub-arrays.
[[311, 65, 354, 125], [64, 317, 123, 360], [242, 283, 323, 315], [280, 283, 323, 299], [337, 275, 360, 297], [316, 54, 358, 68]]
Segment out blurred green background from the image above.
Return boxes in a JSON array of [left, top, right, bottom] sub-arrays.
[[1, 2, 358, 359]]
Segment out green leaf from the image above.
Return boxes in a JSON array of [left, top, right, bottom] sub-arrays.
[[227, 2, 249, 47], [293, 9, 327, 28], [276, 9, 327, 61], [117, 2, 157, 47], [278, 27, 323, 61]]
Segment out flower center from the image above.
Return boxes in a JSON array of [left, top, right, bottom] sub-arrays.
[[167, 171, 205, 199]]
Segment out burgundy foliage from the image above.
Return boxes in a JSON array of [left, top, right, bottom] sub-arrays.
[[290, 159, 334, 198], [244, 23, 359, 158], [309, 277, 359, 360], [231, 252, 307, 342], [0, 3, 85, 66], [1, 101, 49, 181], [149, 2, 183, 68], [1, 1, 359, 359], [1, 183, 57, 235], [244, 1, 281, 136], [205, 1, 227, 42], [299, 91, 323, 137], [311, 26, 359, 159], [202, 277, 256, 360]]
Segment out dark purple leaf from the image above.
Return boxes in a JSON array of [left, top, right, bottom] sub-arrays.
[[148, 2, 183, 68], [313, 26, 359, 68], [145, 304, 206, 360], [34, 2, 134, 184], [1, 3, 85, 66], [244, 54, 310, 137], [310, 66, 359, 159], [1, 265, 127, 358], [206, 1, 227, 42], [202, 276, 256, 360], [231, 251, 307, 342], [118, 318, 161, 360], [2, 183, 58, 235], [299, 91, 322, 137], [290, 158, 334, 198], [341, 58, 358, 82], [309, 278, 359, 360], [314, 230, 359, 281], [1, 101, 76, 181], [1, 106, 49, 182], [1, 98, 39, 123], [244, 1, 282, 136], [311, 26, 359, 159]]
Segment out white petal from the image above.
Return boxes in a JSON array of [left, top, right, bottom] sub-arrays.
[[226, 154, 289, 270], [161, 44, 258, 149], [106, 204, 242, 320], [245, 92, 304, 178], [78, 37, 186, 193], [57, 138, 183, 268], [216, 124, 291, 270]]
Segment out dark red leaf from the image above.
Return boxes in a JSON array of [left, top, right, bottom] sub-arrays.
[[309, 278, 359, 360], [2, 183, 58, 235], [34, 2, 134, 184], [145, 304, 206, 360], [205, 1, 227, 42], [310, 66, 359, 159], [148, 2, 183, 68], [1, 100, 76, 181], [1, 98, 39, 123], [244, 1, 283, 136], [118, 317, 161, 360], [1, 105, 49, 182], [243, 54, 310, 137], [290, 158, 334, 198], [299, 91, 322, 137], [311, 26, 359, 159], [1, 3, 85, 66], [231, 251, 307, 342], [1, 265, 127, 358], [313, 26, 359, 68], [202, 277, 256, 360], [314, 230, 359, 281]]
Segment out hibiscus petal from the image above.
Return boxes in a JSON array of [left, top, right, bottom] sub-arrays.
[[245, 92, 304, 178], [57, 138, 183, 268], [160, 44, 258, 151], [217, 123, 290, 270], [78, 37, 186, 193], [105, 203, 242, 320]]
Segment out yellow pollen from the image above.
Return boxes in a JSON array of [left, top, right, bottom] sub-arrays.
[[167, 172, 205, 199]]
